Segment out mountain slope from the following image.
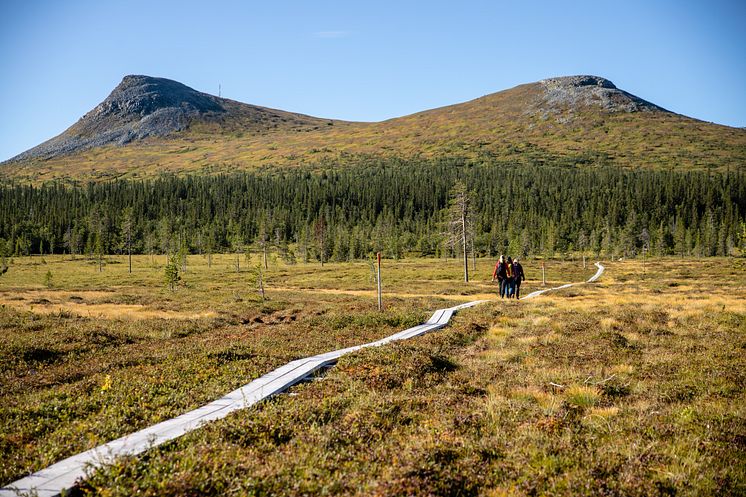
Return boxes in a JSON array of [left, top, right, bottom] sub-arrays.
[[3, 75, 745, 182], [9, 75, 335, 163]]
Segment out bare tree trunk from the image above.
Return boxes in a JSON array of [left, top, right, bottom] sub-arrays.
[[258, 266, 265, 303]]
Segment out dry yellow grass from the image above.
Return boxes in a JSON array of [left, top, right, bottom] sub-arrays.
[[0, 289, 216, 319]]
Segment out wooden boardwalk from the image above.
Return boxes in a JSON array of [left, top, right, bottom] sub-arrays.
[[522, 262, 604, 300], [1, 263, 604, 497]]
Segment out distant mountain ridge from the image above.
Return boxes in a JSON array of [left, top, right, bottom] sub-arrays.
[[3, 74, 745, 181], [9, 75, 331, 162]]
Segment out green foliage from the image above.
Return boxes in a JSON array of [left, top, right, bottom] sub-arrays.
[[0, 162, 743, 262], [164, 253, 181, 290]]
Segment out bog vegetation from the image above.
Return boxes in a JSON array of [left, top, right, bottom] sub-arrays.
[[0, 255, 743, 495]]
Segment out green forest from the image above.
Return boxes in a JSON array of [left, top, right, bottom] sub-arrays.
[[1, 159, 744, 263]]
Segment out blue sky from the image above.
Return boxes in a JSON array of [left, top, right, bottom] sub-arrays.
[[1, 0, 744, 161]]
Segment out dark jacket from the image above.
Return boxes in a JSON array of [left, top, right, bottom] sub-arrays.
[[513, 262, 525, 282], [493, 262, 507, 280]]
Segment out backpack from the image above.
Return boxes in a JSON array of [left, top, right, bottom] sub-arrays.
[[497, 262, 506, 279]]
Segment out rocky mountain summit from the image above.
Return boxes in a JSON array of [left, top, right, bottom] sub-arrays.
[[89, 75, 225, 128], [530, 75, 666, 122], [8, 75, 327, 162]]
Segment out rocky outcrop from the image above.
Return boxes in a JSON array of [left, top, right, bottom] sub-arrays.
[[530, 75, 666, 122]]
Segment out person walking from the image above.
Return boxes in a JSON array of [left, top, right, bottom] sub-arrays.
[[513, 258, 525, 299], [492, 255, 507, 298], [506, 256, 515, 298]]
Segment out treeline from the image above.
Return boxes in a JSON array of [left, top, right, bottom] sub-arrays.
[[0, 159, 744, 262]]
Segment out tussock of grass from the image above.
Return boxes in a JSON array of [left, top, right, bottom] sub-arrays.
[[487, 324, 510, 345], [564, 385, 602, 409], [599, 317, 620, 331]]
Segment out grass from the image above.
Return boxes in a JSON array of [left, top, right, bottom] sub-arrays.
[[1, 255, 744, 495], [564, 385, 601, 409]]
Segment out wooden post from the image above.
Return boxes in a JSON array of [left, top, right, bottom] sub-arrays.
[[582, 254, 586, 270], [258, 265, 265, 303], [462, 210, 469, 283], [542, 262, 546, 286], [377, 252, 382, 311]]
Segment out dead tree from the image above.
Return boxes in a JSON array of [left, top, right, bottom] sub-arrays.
[[443, 180, 475, 283]]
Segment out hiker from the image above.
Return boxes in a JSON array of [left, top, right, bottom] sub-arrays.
[[492, 255, 507, 298], [513, 258, 525, 299], [506, 256, 514, 298]]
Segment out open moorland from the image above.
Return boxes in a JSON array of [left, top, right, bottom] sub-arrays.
[[1, 254, 744, 495]]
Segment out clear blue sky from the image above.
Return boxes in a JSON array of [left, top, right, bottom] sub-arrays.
[[1, 0, 744, 161]]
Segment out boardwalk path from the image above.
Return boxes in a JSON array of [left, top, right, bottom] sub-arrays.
[[2, 263, 604, 497]]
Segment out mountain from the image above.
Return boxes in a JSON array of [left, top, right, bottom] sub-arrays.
[[3, 75, 745, 182], [8, 75, 334, 163]]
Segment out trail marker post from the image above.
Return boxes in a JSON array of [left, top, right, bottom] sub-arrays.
[[542, 262, 546, 286], [377, 252, 382, 311]]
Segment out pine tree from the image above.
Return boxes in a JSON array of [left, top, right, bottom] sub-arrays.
[[674, 218, 687, 258], [314, 214, 328, 267], [229, 223, 244, 273], [121, 208, 135, 273], [164, 253, 181, 291]]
